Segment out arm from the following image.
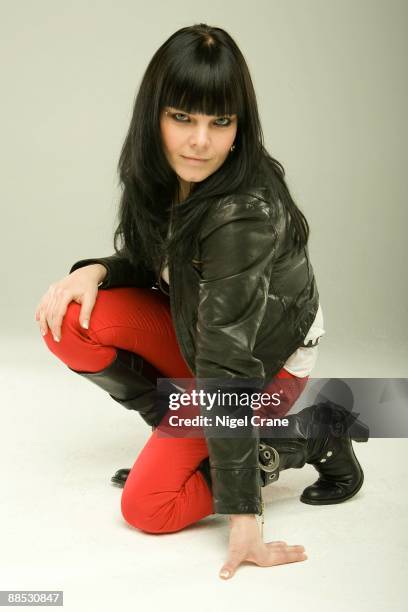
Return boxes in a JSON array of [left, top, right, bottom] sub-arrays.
[[195, 196, 277, 515], [195, 198, 309, 580], [69, 249, 156, 289]]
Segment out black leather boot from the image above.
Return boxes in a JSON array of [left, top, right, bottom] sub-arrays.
[[111, 467, 131, 487], [111, 401, 369, 502], [258, 401, 369, 505], [69, 348, 180, 486], [69, 348, 170, 428]]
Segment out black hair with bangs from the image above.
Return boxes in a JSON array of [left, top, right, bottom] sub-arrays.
[[113, 23, 309, 277]]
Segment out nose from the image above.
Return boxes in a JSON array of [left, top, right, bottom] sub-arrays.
[[188, 124, 211, 150]]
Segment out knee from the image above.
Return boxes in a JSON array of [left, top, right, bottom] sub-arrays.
[[120, 490, 162, 533], [41, 301, 85, 360], [120, 489, 181, 535]]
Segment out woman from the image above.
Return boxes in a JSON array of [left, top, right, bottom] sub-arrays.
[[35, 23, 367, 580]]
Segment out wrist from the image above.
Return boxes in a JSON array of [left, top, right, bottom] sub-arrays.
[[229, 514, 257, 524], [86, 263, 108, 284]]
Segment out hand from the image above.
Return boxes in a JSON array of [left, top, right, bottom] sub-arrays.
[[219, 515, 307, 580], [34, 264, 107, 342]]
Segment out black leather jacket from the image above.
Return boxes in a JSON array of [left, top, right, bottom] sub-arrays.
[[69, 174, 320, 517]]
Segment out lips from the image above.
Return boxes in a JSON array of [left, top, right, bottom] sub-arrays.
[[182, 155, 209, 162]]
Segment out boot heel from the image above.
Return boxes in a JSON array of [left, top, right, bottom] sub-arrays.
[[321, 403, 369, 443], [349, 419, 369, 443]]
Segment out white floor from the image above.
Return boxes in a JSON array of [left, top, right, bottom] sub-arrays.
[[1, 335, 407, 612]]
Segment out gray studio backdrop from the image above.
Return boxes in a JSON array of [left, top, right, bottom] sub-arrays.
[[1, 0, 406, 377]]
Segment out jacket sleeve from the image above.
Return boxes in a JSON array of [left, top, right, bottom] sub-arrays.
[[68, 250, 156, 290], [195, 197, 277, 514]]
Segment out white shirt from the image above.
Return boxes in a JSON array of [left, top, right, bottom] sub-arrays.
[[283, 302, 325, 377]]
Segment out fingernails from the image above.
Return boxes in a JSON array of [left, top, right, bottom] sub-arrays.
[[41, 329, 47, 336], [53, 335, 60, 342], [220, 570, 230, 579], [82, 320, 89, 329]]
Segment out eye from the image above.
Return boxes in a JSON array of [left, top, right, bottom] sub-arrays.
[[214, 117, 232, 127], [169, 112, 233, 127], [173, 112, 189, 122]]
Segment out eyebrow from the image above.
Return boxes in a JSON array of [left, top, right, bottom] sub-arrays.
[[166, 106, 237, 118]]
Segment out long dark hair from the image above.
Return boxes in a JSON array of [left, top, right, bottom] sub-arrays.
[[113, 23, 309, 275]]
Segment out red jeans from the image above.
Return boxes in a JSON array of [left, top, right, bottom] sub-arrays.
[[44, 287, 308, 534]]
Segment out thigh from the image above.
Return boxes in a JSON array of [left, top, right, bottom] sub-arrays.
[[44, 286, 193, 378]]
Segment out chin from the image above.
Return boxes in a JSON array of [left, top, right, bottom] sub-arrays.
[[178, 171, 209, 182]]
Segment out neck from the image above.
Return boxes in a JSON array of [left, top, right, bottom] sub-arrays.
[[177, 178, 192, 203]]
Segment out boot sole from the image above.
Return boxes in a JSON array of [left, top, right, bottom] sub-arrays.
[[300, 441, 365, 505], [111, 477, 126, 488]]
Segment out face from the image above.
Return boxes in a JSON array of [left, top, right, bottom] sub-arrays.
[[160, 106, 238, 199]]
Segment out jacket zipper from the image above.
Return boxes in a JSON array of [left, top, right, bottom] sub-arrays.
[[259, 480, 265, 539]]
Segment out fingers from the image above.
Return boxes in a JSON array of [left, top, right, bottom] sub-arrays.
[[219, 551, 245, 580], [45, 289, 59, 341], [258, 547, 308, 567], [34, 304, 41, 321], [272, 549, 308, 565], [219, 543, 308, 579], [79, 292, 95, 330], [36, 285, 95, 342], [35, 291, 55, 338], [39, 307, 49, 337], [35, 294, 50, 335], [48, 291, 72, 341], [35, 271, 100, 342], [266, 542, 304, 552]]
